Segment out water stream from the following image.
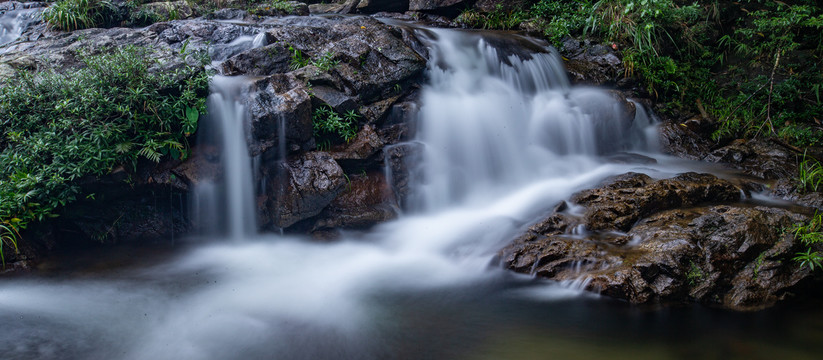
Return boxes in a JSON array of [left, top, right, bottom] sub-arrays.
[[0, 21, 820, 360], [0, 7, 39, 49]]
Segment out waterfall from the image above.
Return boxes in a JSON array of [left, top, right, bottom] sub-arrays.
[[409, 28, 652, 211], [0, 8, 40, 48], [191, 76, 258, 239], [0, 26, 667, 359]]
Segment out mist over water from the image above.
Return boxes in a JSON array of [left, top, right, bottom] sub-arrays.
[[0, 8, 39, 49], [2, 23, 806, 360]]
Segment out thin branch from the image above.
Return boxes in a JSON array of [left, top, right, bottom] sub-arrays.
[[756, 49, 782, 138]]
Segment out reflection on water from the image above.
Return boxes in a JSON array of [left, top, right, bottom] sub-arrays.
[[2, 242, 821, 360]]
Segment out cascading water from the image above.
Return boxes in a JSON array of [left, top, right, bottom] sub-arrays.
[[409, 29, 652, 211], [0, 25, 726, 360], [191, 76, 258, 239], [0, 7, 40, 48]]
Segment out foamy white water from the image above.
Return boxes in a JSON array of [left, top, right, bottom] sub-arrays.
[[191, 76, 258, 239], [0, 26, 684, 359], [0, 8, 40, 49]]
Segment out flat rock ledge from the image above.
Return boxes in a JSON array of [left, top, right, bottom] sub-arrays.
[[499, 172, 820, 311]]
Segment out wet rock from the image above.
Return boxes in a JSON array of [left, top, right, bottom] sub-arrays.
[[383, 142, 423, 208], [409, 0, 472, 16], [245, 74, 314, 157], [0, 2, 47, 11], [219, 43, 291, 76], [65, 188, 191, 245], [312, 171, 398, 230], [358, 95, 401, 124], [770, 178, 823, 210], [203, 8, 254, 21], [311, 85, 359, 114], [222, 16, 425, 121], [704, 139, 797, 180], [139, 1, 197, 20], [328, 124, 385, 169], [606, 90, 637, 121], [169, 144, 222, 189], [264, 152, 347, 228], [605, 152, 657, 165], [308, 0, 360, 14], [357, 0, 410, 13], [1, 20, 258, 76], [251, 1, 310, 16], [570, 172, 742, 231], [561, 38, 624, 86], [501, 202, 814, 310], [0, 53, 36, 85], [659, 121, 713, 161]]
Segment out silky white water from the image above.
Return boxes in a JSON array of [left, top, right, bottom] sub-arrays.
[[190, 76, 258, 239], [0, 27, 698, 359], [0, 8, 39, 49]]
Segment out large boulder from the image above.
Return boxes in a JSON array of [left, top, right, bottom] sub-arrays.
[[500, 172, 817, 310], [409, 0, 473, 14], [357, 0, 410, 13], [262, 152, 347, 228], [703, 139, 798, 180], [311, 171, 398, 231], [244, 74, 315, 157], [561, 38, 624, 86], [264, 16, 426, 102], [570, 172, 741, 231], [658, 120, 713, 161]]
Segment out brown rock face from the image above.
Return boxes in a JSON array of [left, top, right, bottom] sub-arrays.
[[570, 172, 741, 231], [500, 172, 816, 310], [312, 171, 398, 230]]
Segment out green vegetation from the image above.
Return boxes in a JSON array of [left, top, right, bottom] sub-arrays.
[[457, 1, 823, 151], [288, 45, 309, 70], [263, 0, 295, 13], [312, 106, 360, 143], [0, 221, 20, 267], [793, 212, 823, 271], [128, 1, 184, 24], [457, 4, 528, 31], [288, 46, 340, 73], [797, 153, 823, 193], [312, 52, 340, 73], [686, 260, 704, 286], [0, 46, 209, 262], [42, 0, 117, 31]]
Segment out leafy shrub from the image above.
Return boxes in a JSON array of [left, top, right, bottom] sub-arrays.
[[0, 46, 209, 258], [264, 0, 295, 13], [456, 4, 527, 30], [288, 45, 309, 70], [42, 0, 117, 31], [529, 1, 594, 46], [312, 106, 359, 143], [312, 51, 339, 72], [288, 46, 339, 73], [797, 154, 823, 193], [794, 212, 823, 271]]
